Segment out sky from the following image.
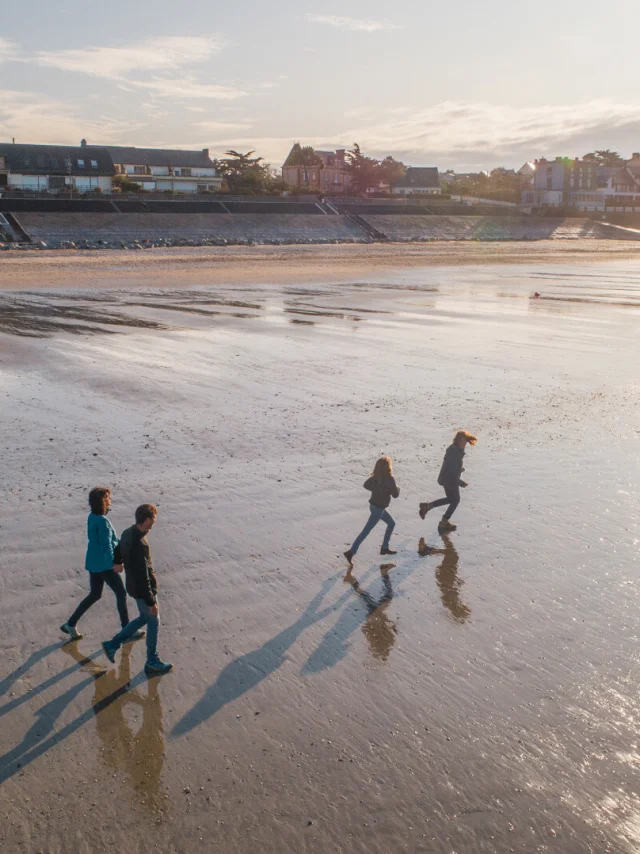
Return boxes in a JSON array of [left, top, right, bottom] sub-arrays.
[[2, 0, 640, 171]]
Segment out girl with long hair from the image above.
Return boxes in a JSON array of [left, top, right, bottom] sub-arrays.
[[344, 456, 400, 567], [419, 430, 477, 531], [60, 487, 143, 641]]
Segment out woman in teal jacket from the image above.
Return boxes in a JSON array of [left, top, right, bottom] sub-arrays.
[[61, 487, 143, 641]]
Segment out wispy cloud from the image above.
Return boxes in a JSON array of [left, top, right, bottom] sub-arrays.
[[181, 100, 640, 169], [36, 36, 227, 78], [195, 120, 255, 132], [305, 14, 402, 32], [122, 76, 247, 101], [33, 36, 247, 104], [341, 100, 640, 159], [0, 37, 19, 62], [0, 88, 140, 144]]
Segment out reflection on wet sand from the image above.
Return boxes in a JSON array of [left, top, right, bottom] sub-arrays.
[[62, 644, 167, 814], [346, 565, 398, 661], [418, 535, 471, 623], [0, 297, 165, 337]]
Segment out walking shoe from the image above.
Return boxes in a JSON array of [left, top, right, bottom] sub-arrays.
[[101, 641, 116, 663], [60, 622, 83, 641], [380, 547, 397, 556], [419, 502, 431, 520], [125, 629, 146, 642], [438, 519, 457, 531], [343, 550, 354, 567], [144, 660, 173, 675]]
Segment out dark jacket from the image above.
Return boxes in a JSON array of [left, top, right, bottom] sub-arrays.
[[438, 444, 465, 489], [115, 525, 157, 606], [364, 475, 400, 509]]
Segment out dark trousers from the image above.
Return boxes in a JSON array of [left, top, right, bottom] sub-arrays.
[[429, 484, 460, 521], [68, 570, 130, 628]]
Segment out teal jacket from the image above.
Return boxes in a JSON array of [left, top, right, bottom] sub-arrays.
[[85, 513, 119, 573]]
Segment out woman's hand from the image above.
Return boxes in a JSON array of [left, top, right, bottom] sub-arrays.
[[113, 563, 124, 573], [460, 480, 468, 488]]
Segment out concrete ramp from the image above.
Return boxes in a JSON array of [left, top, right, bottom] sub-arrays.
[[17, 212, 368, 245], [360, 215, 640, 241]]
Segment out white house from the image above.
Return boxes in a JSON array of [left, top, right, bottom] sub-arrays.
[[598, 154, 640, 211], [394, 167, 441, 196], [98, 145, 222, 193], [0, 143, 114, 192]]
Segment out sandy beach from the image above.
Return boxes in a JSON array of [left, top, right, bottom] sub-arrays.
[[2, 239, 640, 292], [1, 246, 639, 853]]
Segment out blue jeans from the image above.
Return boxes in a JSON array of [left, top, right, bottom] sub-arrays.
[[108, 598, 160, 664], [351, 503, 395, 554]]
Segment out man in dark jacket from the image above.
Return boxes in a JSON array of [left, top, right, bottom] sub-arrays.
[[102, 504, 173, 675], [419, 431, 477, 531]]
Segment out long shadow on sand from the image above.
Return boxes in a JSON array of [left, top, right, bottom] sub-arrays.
[[172, 571, 358, 738], [0, 648, 150, 785], [0, 644, 103, 720], [0, 642, 61, 699], [300, 557, 422, 675]]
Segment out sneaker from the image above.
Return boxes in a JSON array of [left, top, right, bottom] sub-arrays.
[[101, 640, 116, 663], [438, 519, 457, 531], [60, 622, 83, 641], [380, 547, 397, 555], [124, 629, 146, 642], [144, 660, 173, 675], [419, 502, 430, 520], [343, 549, 354, 567]]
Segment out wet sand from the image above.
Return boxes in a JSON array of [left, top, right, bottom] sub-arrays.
[[2, 239, 640, 292], [1, 256, 639, 853]]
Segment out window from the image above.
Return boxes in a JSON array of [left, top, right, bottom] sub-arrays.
[[91, 160, 98, 169], [77, 159, 85, 168], [134, 166, 146, 175], [178, 168, 192, 177]]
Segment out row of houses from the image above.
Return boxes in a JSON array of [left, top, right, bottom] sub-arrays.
[[1, 138, 443, 197], [522, 155, 640, 211], [281, 145, 441, 196], [0, 141, 221, 194]]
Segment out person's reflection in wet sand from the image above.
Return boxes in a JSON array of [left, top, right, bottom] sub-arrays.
[[61, 644, 166, 813], [418, 534, 471, 623], [346, 564, 398, 661]]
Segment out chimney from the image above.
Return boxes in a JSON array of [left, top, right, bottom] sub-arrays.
[[336, 149, 345, 162], [202, 148, 209, 158], [80, 138, 87, 147]]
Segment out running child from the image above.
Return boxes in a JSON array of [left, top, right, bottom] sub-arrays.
[[344, 456, 399, 567], [419, 431, 477, 531]]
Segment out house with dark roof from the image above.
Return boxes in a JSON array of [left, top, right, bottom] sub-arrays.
[[0, 143, 115, 193], [282, 144, 350, 192], [394, 167, 441, 196], [96, 145, 221, 193]]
